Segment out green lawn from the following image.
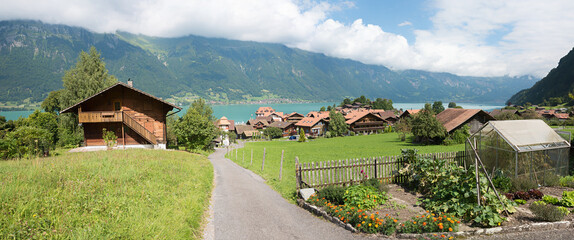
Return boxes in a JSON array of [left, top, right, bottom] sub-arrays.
[[227, 132, 464, 202], [0, 149, 213, 239]]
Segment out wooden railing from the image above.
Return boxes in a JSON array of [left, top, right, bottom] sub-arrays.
[[354, 121, 387, 127], [295, 151, 468, 189], [122, 112, 157, 145], [79, 111, 122, 123]]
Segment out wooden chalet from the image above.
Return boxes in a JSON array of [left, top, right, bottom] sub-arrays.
[[215, 116, 235, 132], [398, 109, 420, 119], [60, 81, 181, 149], [346, 112, 388, 134], [436, 108, 494, 134], [377, 111, 399, 125], [234, 125, 259, 139], [268, 121, 297, 137], [255, 107, 275, 117], [295, 117, 327, 137], [285, 112, 304, 123], [247, 117, 271, 129]]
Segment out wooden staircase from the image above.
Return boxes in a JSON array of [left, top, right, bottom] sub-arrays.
[[122, 112, 157, 145]]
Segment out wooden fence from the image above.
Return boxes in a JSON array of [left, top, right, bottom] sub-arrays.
[[295, 151, 468, 189]]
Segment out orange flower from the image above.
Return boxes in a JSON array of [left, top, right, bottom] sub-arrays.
[[439, 225, 443, 230], [423, 222, 427, 226], [426, 210, 430, 213], [448, 227, 453, 232], [413, 221, 417, 224], [441, 235, 445, 238], [357, 224, 361, 227], [393, 219, 397, 223], [340, 217, 344, 221]]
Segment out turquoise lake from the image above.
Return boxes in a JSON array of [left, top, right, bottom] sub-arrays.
[[1, 102, 505, 123]]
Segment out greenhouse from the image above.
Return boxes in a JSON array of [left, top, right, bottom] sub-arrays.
[[466, 120, 570, 185]]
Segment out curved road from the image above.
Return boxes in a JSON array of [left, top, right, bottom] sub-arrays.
[[204, 142, 376, 240]]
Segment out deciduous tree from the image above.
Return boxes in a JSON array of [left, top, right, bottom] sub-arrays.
[[328, 109, 348, 137], [410, 105, 446, 144]]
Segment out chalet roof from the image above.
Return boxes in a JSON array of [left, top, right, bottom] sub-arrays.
[[306, 111, 330, 119], [247, 117, 270, 126], [490, 109, 518, 118], [60, 82, 181, 114], [436, 108, 494, 133], [399, 109, 421, 118], [286, 112, 304, 118], [554, 113, 570, 119], [345, 112, 387, 125], [378, 111, 398, 120], [255, 107, 275, 116], [295, 117, 324, 127], [217, 116, 231, 126], [268, 121, 294, 129], [234, 125, 255, 134]]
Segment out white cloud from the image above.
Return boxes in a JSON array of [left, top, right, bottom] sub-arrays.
[[0, 0, 574, 77], [398, 21, 412, 27]]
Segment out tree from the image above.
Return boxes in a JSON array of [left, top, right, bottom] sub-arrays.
[[59, 46, 118, 109], [298, 128, 306, 142], [174, 98, 217, 151], [320, 106, 326, 111], [448, 102, 457, 108], [26, 110, 58, 146], [263, 127, 282, 139], [328, 109, 348, 137], [432, 101, 445, 114], [410, 107, 446, 144], [41, 89, 63, 113], [496, 111, 521, 120], [394, 118, 411, 141]]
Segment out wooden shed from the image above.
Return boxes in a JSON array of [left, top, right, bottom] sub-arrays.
[[60, 81, 181, 149]]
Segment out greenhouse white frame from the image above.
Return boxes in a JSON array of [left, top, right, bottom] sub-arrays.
[[466, 120, 570, 184]]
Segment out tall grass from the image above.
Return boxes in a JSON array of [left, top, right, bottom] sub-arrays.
[[227, 133, 464, 202], [0, 149, 213, 239]]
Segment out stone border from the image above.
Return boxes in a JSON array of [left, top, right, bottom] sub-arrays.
[[297, 199, 574, 238]]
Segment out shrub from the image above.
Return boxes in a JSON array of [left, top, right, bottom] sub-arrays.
[[559, 176, 574, 188], [343, 185, 388, 210], [514, 199, 527, 205], [324, 131, 332, 138], [349, 131, 356, 136], [504, 193, 514, 200], [542, 172, 561, 187], [316, 185, 346, 205], [529, 201, 570, 222], [511, 176, 538, 192]]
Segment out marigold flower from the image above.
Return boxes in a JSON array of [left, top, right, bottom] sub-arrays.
[[341, 217, 344, 221], [362, 221, 365, 224], [449, 227, 453, 232], [456, 220, 460, 224], [426, 210, 429, 213], [441, 235, 445, 238], [413, 221, 417, 224], [423, 222, 427, 226], [439, 225, 443, 230], [369, 223, 372, 227], [358, 224, 361, 227], [375, 224, 378, 228], [393, 219, 397, 223]]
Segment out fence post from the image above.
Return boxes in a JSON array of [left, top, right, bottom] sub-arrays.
[[261, 147, 266, 171], [279, 149, 284, 180], [374, 157, 378, 180], [295, 156, 300, 190]]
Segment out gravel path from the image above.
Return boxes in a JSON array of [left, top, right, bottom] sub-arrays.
[[205, 142, 376, 240]]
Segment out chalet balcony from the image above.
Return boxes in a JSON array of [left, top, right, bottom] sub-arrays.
[[353, 121, 387, 127], [78, 111, 123, 123]]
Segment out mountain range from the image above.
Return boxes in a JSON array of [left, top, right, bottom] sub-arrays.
[[508, 47, 574, 106], [0, 20, 537, 105]]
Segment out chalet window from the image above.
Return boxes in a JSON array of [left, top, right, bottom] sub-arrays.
[[114, 102, 121, 111]]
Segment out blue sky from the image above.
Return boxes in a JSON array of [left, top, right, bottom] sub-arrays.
[[1, 0, 574, 78]]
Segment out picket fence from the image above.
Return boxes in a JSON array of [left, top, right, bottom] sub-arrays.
[[295, 151, 468, 189]]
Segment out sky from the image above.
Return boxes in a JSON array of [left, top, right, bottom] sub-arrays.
[[1, 0, 574, 78]]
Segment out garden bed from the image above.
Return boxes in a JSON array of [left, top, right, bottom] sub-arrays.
[[300, 183, 574, 238]]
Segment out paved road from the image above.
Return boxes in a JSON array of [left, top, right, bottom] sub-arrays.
[[206, 142, 376, 240], [466, 228, 574, 240]]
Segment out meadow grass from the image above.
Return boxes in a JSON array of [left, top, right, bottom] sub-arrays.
[[0, 149, 213, 239], [227, 132, 464, 202]]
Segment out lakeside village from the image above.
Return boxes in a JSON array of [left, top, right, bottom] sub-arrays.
[[212, 101, 572, 146]]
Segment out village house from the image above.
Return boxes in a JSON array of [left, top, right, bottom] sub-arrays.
[[489, 109, 520, 120], [398, 109, 421, 119], [215, 116, 235, 132], [234, 125, 259, 139], [268, 121, 297, 137], [345, 112, 388, 134], [247, 117, 271, 129], [255, 107, 275, 117], [376, 111, 399, 125], [295, 117, 327, 137], [436, 108, 494, 134], [60, 80, 181, 149], [284, 112, 304, 123]]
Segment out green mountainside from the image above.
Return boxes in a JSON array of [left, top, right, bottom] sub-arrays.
[[0, 20, 536, 104], [508, 47, 574, 105]]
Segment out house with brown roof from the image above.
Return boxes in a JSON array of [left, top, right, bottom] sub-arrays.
[[377, 111, 399, 125], [269, 112, 285, 122], [215, 116, 235, 132], [295, 117, 327, 137], [268, 121, 297, 137], [60, 80, 181, 149], [346, 112, 388, 134], [436, 108, 494, 134], [285, 112, 304, 122], [247, 117, 270, 129], [399, 109, 421, 119], [306, 111, 331, 119], [255, 107, 275, 117], [234, 125, 260, 139], [489, 109, 519, 119]]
